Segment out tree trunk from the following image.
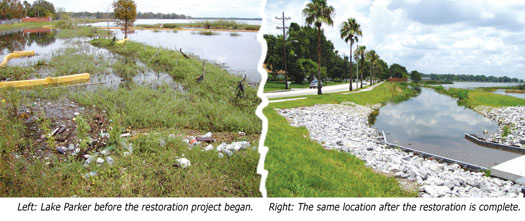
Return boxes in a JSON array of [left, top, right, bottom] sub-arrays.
[[360, 53, 364, 89], [349, 43, 353, 91], [317, 26, 322, 95], [124, 21, 128, 39]]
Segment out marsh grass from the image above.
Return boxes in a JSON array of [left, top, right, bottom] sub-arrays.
[[0, 66, 35, 81], [194, 31, 219, 36], [430, 85, 525, 108], [136, 20, 260, 31]]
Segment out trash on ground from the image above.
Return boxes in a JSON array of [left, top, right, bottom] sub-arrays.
[[175, 157, 191, 168]]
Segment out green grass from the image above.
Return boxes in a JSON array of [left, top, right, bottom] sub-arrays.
[[56, 26, 112, 39], [0, 66, 36, 81], [265, 82, 418, 197], [430, 85, 525, 108], [264, 80, 348, 93], [0, 19, 111, 32]]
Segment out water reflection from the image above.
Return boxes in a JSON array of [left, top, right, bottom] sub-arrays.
[[0, 29, 57, 55], [374, 87, 521, 167]]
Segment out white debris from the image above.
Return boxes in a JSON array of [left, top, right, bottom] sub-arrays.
[[175, 158, 191, 168], [203, 144, 214, 151], [96, 157, 105, 164]]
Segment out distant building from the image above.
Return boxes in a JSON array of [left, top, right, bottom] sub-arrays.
[[22, 17, 52, 22], [387, 77, 408, 82]]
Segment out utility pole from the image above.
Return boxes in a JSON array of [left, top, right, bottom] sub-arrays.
[[276, 12, 291, 89]]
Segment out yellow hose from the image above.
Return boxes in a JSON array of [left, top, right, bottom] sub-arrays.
[[0, 73, 90, 89], [116, 38, 128, 44], [0, 51, 35, 67]]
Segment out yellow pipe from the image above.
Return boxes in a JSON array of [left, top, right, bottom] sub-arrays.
[[0, 51, 35, 67], [0, 73, 90, 89], [116, 38, 128, 44]]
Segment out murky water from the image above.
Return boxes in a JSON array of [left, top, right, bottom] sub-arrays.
[[374, 87, 521, 168], [0, 29, 183, 91], [111, 29, 261, 82], [1, 25, 261, 82]]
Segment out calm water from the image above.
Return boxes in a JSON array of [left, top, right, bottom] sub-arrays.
[[374, 87, 521, 168], [493, 90, 525, 99], [1, 26, 261, 82]]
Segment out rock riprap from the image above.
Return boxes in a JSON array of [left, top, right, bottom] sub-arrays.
[[475, 106, 525, 148], [278, 103, 523, 197]]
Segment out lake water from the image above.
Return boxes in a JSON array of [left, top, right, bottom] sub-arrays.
[[0, 25, 261, 82], [374, 87, 521, 168]]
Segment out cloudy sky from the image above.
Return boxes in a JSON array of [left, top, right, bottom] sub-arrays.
[[264, 0, 525, 79], [29, 0, 260, 18]]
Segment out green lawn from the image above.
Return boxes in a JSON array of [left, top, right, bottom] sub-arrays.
[[264, 82, 418, 197], [264, 81, 348, 93]]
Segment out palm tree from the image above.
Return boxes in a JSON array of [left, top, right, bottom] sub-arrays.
[[303, 0, 335, 95], [366, 50, 378, 85], [355, 45, 366, 88], [340, 18, 361, 91]]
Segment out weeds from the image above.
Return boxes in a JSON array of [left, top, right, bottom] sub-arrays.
[[76, 115, 91, 151]]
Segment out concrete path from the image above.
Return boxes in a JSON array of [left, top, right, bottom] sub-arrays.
[[264, 81, 370, 99]]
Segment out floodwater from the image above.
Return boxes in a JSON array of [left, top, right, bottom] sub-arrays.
[[111, 29, 261, 82], [1, 25, 261, 82], [0, 29, 182, 91], [374, 87, 521, 168]]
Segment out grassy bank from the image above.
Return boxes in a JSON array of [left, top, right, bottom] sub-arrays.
[[0, 36, 261, 196], [431, 85, 525, 108], [265, 82, 418, 197], [0, 19, 110, 32], [136, 20, 260, 31], [264, 80, 347, 93]]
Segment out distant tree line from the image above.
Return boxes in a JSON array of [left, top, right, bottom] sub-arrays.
[[0, 0, 60, 20]]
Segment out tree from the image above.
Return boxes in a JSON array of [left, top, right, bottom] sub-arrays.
[[302, 0, 334, 95], [113, 0, 136, 39], [410, 70, 422, 83], [354, 45, 366, 88], [340, 17, 361, 91], [366, 50, 378, 84], [389, 63, 408, 78]]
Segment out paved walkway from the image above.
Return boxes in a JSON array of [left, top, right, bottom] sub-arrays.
[[264, 81, 370, 99]]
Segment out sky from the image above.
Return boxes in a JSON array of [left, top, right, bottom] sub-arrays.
[[28, 0, 261, 18], [264, 0, 525, 79]]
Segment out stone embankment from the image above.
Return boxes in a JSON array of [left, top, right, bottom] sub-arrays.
[[475, 106, 525, 148], [278, 103, 524, 197]]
